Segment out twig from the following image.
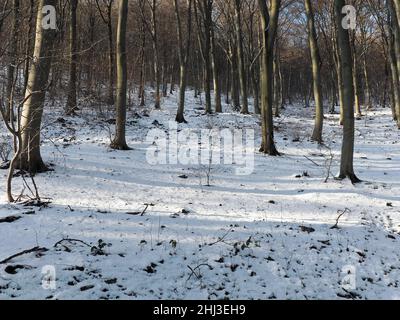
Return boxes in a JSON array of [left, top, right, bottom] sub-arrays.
[[304, 155, 321, 167], [187, 263, 212, 281], [208, 227, 234, 246], [331, 208, 351, 229]]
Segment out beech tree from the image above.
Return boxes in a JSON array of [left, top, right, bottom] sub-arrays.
[[18, 0, 58, 173], [174, 0, 193, 123], [335, 0, 361, 183], [258, 0, 281, 155], [304, 0, 324, 143], [110, 0, 130, 150], [65, 0, 79, 115]]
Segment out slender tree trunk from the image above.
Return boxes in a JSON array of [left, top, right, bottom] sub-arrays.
[[230, 40, 241, 110], [175, 0, 192, 123], [335, 0, 360, 183], [362, 53, 372, 110], [334, 31, 345, 125], [23, 0, 35, 96], [195, 0, 213, 114], [211, 23, 222, 113], [111, 0, 130, 150], [5, 0, 20, 121], [66, 0, 79, 115], [18, 0, 57, 173], [273, 52, 280, 117], [151, 0, 161, 109], [305, 0, 324, 143], [388, 0, 400, 126], [351, 35, 362, 117], [225, 60, 231, 105], [235, 0, 249, 114], [107, 4, 115, 105], [258, 0, 280, 155]]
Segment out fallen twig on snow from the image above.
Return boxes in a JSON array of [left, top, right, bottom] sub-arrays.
[[0, 247, 48, 264]]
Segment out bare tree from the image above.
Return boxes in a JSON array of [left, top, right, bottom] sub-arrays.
[[110, 0, 130, 150], [258, 0, 281, 155], [335, 0, 361, 183], [66, 0, 79, 115], [17, 0, 58, 173], [174, 0, 193, 123], [304, 0, 324, 143]]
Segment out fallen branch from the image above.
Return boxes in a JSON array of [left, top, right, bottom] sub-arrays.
[[126, 203, 154, 216], [0, 246, 48, 264], [0, 215, 21, 223], [54, 238, 92, 248]]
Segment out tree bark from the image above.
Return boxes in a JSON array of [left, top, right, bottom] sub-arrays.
[[211, 21, 222, 113], [258, 0, 280, 155], [111, 0, 130, 150], [18, 0, 57, 173], [335, 0, 360, 183], [305, 0, 324, 143], [65, 0, 79, 115], [5, 0, 20, 122], [175, 0, 192, 123], [235, 0, 249, 114]]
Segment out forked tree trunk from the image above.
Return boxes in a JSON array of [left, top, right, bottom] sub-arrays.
[[18, 0, 57, 173]]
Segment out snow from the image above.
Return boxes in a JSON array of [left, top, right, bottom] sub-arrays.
[[0, 90, 399, 300]]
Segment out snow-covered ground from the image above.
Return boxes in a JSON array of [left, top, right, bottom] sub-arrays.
[[0, 90, 399, 300]]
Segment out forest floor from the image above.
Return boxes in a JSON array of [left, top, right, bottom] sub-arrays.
[[0, 90, 400, 300]]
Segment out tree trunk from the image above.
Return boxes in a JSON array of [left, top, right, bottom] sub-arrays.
[[195, 0, 213, 114], [258, 0, 280, 156], [388, 0, 400, 126], [235, 0, 249, 114], [107, 4, 115, 105], [175, 0, 192, 123], [305, 0, 324, 143], [211, 23, 222, 113], [351, 35, 362, 117], [5, 0, 20, 121], [151, 0, 161, 109], [23, 0, 35, 96], [230, 40, 241, 111], [111, 0, 130, 150], [273, 52, 280, 117], [362, 53, 372, 110], [335, 0, 360, 183], [18, 0, 57, 174], [66, 0, 79, 115]]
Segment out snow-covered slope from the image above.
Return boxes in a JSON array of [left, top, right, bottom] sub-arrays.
[[0, 91, 399, 300]]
